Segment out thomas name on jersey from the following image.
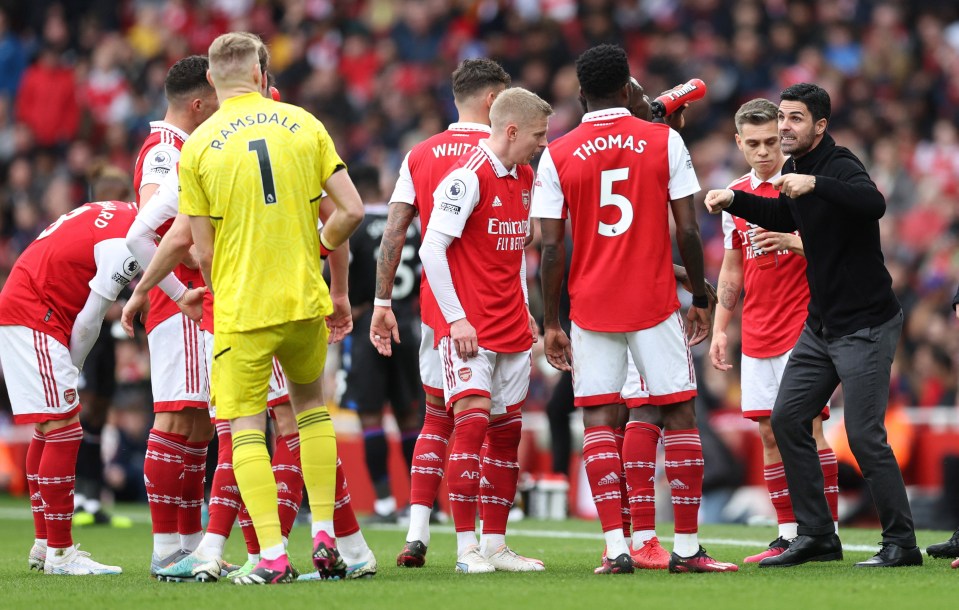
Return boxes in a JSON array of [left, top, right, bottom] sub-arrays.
[[209, 111, 301, 150], [572, 133, 648, 161]]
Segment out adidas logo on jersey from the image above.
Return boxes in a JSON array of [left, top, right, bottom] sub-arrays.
[[416, 452, 443, 463], [598, 472, 620, 485], [480, 476, 494, 489], [669, 479, 689, 490], [492, 196, 502, 207]]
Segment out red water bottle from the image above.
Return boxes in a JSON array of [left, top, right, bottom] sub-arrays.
[[748, 227, 778, 270], [650, 79, 708, 118]]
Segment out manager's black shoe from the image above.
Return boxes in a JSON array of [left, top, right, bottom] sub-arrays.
[[758, 534, 843, 568], [926, 529, 959, 558], [855, 543, 922, 568]]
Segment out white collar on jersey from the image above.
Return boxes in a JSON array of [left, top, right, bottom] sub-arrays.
[[149, 120, 190, 142], [449, 121, 492, 133], [581, 107, 631, 123], [478, 140, 518, 178], [749, 167, 784, 190]]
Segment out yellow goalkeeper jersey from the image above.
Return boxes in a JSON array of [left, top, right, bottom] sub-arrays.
[[179, 92, 345, 332]]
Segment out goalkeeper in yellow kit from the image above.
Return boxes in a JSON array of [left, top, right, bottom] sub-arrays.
[[179, 31, 364, 585]]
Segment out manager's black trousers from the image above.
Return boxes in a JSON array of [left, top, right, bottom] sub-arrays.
[[772, 310, 916, 547]]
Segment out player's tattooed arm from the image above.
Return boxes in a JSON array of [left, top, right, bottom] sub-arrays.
[[375, 203, 417, 300], [718, 278, 741, 310]]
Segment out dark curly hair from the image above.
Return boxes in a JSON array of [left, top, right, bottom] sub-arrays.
[[781, 82, 831, 123], [165, 55, 213, 101], [576, 44, 630, 101]]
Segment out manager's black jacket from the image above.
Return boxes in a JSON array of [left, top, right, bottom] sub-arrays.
[[726, 132, 900, 338]]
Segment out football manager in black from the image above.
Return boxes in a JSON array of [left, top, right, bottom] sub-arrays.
[[704, 82, 920, 568]]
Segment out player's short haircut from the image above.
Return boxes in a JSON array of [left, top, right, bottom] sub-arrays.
[[734, 98, 779, 134], [780, 82, 831, 123], [208, 32, 270, 85], [89, 161, 132, 201], [349, 165, 381, 200], [576, 44, 630, 100], [451, 58, 511, 102], [164, 55, 213, 102], [489, 87, 554, 131]]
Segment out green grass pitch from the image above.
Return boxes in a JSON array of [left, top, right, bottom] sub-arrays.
[[0, 498, 955, 610]]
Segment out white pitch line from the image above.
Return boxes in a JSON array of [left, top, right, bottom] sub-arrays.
[[0, 506, 892, 554]]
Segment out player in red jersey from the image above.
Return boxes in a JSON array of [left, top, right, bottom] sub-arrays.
[[533, 45, 736, 574], [128, 55, 221, 575], [369, 59, 511, 568], [709, 98, 837, 563], [420, 87, 551, 574], [0, 200, 141, 575]]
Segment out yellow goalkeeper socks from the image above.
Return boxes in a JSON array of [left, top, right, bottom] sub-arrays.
[[232, 429, 283, 554], [296, 407, 337, 525]]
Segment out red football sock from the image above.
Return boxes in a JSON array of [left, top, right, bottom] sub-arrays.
[[478, 440, 489, 523], [614, 426, 631, 538], [764, 461, 796, 526], [447, 408, 489, 533], [334, 458, 360, 537], [26, 429, 46, 540], [40, 422, 82, 548], [409, 403, 454, 507], [145, 428, 187, 535], [819, 448, 839, 523], [206, 422, 240, 538], [623, 421, 660, 535], [663, 429, 703, 534], [481, 412, 522, 536], [179, 440, 208, 536], [583, 426, 625, 534], [239, 504, 259, 555], [274, 433, 304, 538]]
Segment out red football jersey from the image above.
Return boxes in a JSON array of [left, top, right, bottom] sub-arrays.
[[133, 121, 204, 333], [428, 142, 534, 353], [531, 108, 700, 331], [724, 171, 810, 358], [389, 122, 491, 330], [0, 202, 140, 347]]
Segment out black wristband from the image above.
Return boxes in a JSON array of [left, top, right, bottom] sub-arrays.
[[692, 294, 709, 309]]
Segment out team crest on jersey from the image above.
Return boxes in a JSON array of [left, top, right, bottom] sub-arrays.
[[521, 190, 530, 210], [64, 389, 77, 404], [446, 179, 467, 200], [458, 367, 472, 382]]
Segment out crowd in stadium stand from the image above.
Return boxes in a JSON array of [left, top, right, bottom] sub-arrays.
[[0, 0, 958, 518]]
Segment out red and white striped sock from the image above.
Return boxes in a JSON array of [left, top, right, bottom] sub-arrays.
[[179, 439, 208, 550], [206, 421, 240, 539], [26, 429, 46, 541], [334, 458, 360, 538], [39, 422, 82, 549], [614, 426, 631, 538], [145, 429, 186, 538], [764, 461, 797, 538], [664, 429, 703, 536], [447, 408, 489, 535], [409, 403, 453, 508], [819, 448, 839, 526], [480, 412, 522, 543], [583, 425, 629, 557], [274, 433, 304, 539], [624, 421, 660, 543], [239, 504, 260, 556]]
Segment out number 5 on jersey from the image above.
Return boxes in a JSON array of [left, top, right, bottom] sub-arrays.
[[249, 138, 277, 204], [599, 168, 632, 236]]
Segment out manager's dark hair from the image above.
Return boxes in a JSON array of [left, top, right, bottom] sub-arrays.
[[576, 44, 630, 101], [781, 82, 831, 123]]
